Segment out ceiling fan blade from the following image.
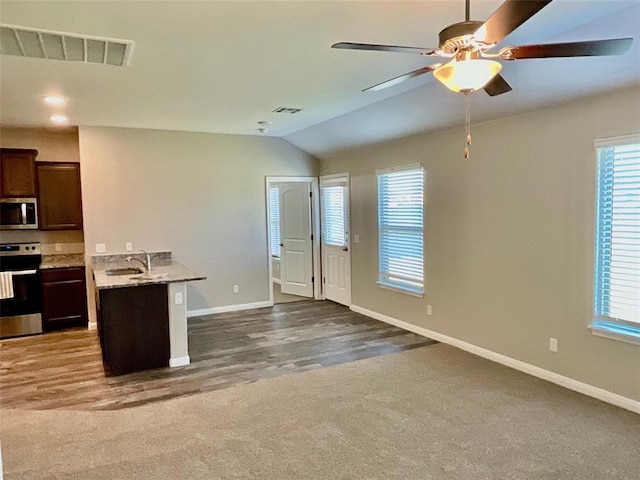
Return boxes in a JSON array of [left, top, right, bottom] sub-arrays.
[[483, 74, 512, 96], [332, 42, 438, 56], [503, 38, 633, 59], [363, 64, 441, 92], [474, 0, 553, 45]]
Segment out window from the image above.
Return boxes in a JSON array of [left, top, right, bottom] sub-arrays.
[[321, 176, 348, 246], [377, 165, 424, 296], [269, 186, 280, 258], [591, 134, 640, 344]]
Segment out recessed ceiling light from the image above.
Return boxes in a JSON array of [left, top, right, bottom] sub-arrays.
[[50, 114, 68, 124], [44, 96, 66, 105], [258, 128, 269, 134], [258, 121, 272, 126]]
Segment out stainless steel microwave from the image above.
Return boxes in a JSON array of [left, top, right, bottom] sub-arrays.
[[0, 198, 38, 229]]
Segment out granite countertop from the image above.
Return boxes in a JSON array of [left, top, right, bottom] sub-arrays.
[[41, 254, 85, 270], [93, 261, 206, 290]]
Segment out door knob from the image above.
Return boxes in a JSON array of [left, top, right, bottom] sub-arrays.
[[279, 243, 284, 247], [342, 247, 348, 252]]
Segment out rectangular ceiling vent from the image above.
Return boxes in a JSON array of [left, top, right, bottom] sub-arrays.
[[0, 24, 134, 66], [273, 107, 302, 114]]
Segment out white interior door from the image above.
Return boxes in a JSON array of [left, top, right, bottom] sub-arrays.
[[280, 182, 314, 297], [320, 174, 351, 306]]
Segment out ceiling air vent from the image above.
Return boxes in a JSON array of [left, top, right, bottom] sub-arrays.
[[273, 107, 303, 114], [0, 24, 133, 66]]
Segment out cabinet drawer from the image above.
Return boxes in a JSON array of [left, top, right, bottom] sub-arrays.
[[41, 266, 85, 283]]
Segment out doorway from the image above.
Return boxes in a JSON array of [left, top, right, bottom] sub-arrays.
[[266, 177, 321, 305], [320, 173, 351, 306]]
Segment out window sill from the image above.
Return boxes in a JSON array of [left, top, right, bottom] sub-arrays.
[[588, 321, 640, 346], [377, 282, 424, 298]]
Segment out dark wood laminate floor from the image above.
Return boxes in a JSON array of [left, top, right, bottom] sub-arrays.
[[0, 300, 435, 411]]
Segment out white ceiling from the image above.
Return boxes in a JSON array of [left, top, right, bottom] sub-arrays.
[[1, 1, 639, 159]]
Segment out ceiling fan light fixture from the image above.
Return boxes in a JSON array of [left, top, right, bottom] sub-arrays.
[[433, 55, 502, 93]]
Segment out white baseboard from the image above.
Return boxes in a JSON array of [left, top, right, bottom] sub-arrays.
[[350, 304, 640, 415], [187, 300, 273, 318], [169, 355, 190, 368]]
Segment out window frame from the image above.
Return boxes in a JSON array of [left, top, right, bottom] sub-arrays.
[[268, 186, 280, 259], [590, 134, 640, 345], [320, 174, 349, 248], [376, 164, 425, 297]]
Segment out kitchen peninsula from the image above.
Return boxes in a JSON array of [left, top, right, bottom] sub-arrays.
[[92, 251, 205, 376]]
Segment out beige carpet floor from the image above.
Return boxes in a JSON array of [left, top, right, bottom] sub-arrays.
[[1, 344, 639, 479]]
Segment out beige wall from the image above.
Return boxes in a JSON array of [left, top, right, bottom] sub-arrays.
[[0, 127, 80, 162], [320, 87, 640, 401], [78, 126, 318, 321], [0, 127, 84, 247]]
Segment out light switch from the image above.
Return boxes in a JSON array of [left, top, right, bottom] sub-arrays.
[[175, 292, 183, 305], [55, 243, 62, 252], [427, 305, 432, 316], [354, 234, 360, 244], [95, 243, 106, 253], [126, 242, 133, 251]]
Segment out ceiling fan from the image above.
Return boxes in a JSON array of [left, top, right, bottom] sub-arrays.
[[332, 0, 633, 96]]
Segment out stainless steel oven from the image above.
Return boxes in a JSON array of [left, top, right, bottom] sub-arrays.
[[0, 243, 43, 339], [1, 198, 39, 230]]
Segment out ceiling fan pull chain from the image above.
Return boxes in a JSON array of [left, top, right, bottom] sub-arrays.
[[464, 93, 471, 159]]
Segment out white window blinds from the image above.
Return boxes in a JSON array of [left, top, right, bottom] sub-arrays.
[[269, 186, 280, 258], [321, 185, 346, 246], [592, 134, 640, 342], [377, 165, 424, 295]]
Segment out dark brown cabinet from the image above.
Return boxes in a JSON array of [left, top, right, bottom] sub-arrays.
[[96, 284, 170, 376], [36, 162, 83, 230], [96, 285, 170, 376], [0, 148, 38, 198], [41, 267, 88, 331]]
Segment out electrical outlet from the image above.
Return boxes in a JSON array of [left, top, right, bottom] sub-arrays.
[[354, 234, 360, 244], [427, 305, 432, 316], [233, 284, 239, 294], [95, 243, 106, 253], [174, 292, 183, 305], [126, 242, 133, 251], [549, 337, 558, 353], [55, 243, 62, 252]]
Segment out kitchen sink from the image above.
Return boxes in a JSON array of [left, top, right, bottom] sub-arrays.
[[105, 267, 143, 276]]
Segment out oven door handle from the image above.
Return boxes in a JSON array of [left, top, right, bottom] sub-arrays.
[[5, 269, 37, 276]]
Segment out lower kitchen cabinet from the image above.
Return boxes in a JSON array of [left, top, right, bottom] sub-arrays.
[[96, 284, 170, 376], [41, 267, 88, 331]]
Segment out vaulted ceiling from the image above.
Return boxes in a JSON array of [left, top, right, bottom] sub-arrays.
[[1, 1, 639, 158]]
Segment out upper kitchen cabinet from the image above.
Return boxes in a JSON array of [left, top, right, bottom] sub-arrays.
[[36, 162, 83, 230], [0, 148, 38, 198]]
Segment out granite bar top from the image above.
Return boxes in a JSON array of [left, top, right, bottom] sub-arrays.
[[41, 254, 85, 270], [93, 261, 205, 290], [92, 251, 172, 269]]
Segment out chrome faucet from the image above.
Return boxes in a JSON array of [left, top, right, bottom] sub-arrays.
[[127, 249, 152, 275]]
